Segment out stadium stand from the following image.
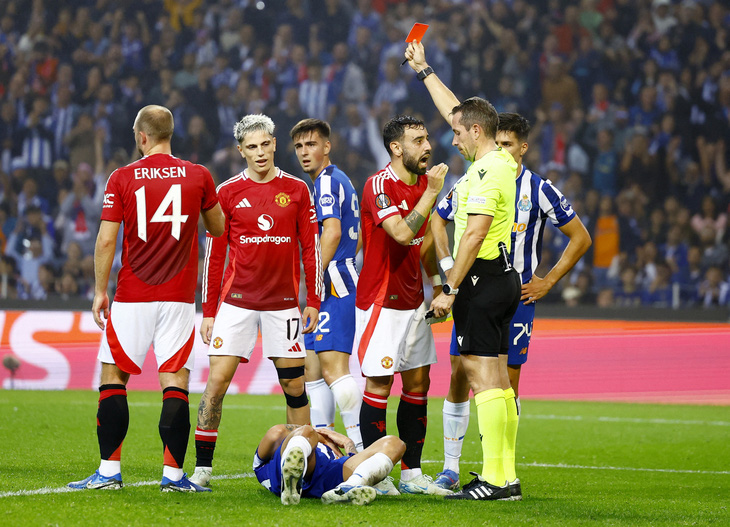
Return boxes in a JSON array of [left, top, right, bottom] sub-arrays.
[[0, 0, 728, 307]]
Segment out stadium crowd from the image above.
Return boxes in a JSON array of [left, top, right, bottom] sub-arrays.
[[0, 0, 728, 308]]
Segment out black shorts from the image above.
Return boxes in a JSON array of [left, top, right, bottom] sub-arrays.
[[452, 258, 521, 357]]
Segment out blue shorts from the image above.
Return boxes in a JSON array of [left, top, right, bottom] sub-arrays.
[[304, 291, 356, 354], [449, 302, 535, 366], [254, 442, 352, 499]]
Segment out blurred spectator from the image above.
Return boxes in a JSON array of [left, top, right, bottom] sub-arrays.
[[614, 265, 642, 307], [4, 205, 54, 299], [697, 266, 730, 307], [54, 162, 103, 255]]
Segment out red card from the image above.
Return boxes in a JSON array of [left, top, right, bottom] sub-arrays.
[[404, 23, 429, 43]]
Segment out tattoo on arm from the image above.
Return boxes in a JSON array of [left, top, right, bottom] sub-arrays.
[[404, 209, 426, 235], [284, 424, 300, 432], [197, 394, 224, 429], [344, 441, 357, 456]]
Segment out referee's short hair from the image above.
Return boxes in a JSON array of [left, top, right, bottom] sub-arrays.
[[451, 97, 498, 140], [135, 105, 174, 142], [290, 118, 331, 141], [498, 112, 531, 143], [383, 114, 425, 155]]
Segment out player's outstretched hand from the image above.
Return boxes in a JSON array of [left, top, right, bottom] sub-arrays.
[[302, 306, 318, 333], [92, 292, 109, 330], [426, 163, 448, 194], [200, 317, 215, 344], [405, 41, 428, 73]]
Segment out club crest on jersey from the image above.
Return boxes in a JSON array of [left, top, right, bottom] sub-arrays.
[[275, 192, 291, 207], [319, 194, 335, 207], [381, 356, 393, 369], [375, 193, 391, 209], [212, 337, 223, 349], [257, 214, 274, 231], [560, 196, 573, 214], [517, 194, 532, 212]]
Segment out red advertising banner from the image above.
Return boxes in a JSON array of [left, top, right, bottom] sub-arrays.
[[1, 311, 728, 404]]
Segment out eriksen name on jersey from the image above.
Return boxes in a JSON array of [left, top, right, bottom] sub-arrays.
[[134, 166, 187, 179]]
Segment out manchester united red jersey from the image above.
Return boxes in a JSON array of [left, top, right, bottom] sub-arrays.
[[356, 164, 429, 311], [101, 153, 218, 303], [202, 168, 323, 316]]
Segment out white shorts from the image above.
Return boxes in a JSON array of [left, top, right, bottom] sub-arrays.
[[98, 301, 196, 375], [208, 302, 307, 361], [354, 302, 436, 377]]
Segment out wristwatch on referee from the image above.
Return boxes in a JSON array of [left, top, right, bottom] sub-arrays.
[[417, 66, 434, 81], [442, 283, 459, 295]]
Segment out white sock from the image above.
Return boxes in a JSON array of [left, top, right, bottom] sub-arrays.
[[306, 379, 335, 429], [162, 466, 184, 482], [330, 374, 363, 451], [342, 452, 393, 487], [99, 460, 121, 477], [442, 400, 470, 473], [281, 435, 313, 477], [400, 468, 422, 481]]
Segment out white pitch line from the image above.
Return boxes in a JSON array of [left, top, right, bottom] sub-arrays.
[[66, 401, 730, 426], [523, 414, 730, 427], [0, 473, 252, 498], [421, 461, 730, 476]]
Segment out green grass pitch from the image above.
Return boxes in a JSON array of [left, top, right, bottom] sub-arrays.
[[1, 391, 728, 526]]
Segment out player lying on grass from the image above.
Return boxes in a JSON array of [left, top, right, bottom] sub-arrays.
[[254, 424, 405, 505]]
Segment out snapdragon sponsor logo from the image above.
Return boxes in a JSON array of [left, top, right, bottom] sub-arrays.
[[239, 234, 292, 245]]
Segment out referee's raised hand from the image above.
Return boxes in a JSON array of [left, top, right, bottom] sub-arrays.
[[405, 41, 428, 73]]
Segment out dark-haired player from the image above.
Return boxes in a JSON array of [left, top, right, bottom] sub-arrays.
[[254, 423, 404, 505], [355, 114, 450, 496], [68, 105, 225, 492], [290, 119, 363, 451]]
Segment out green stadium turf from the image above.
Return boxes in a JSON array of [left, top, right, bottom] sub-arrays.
[[1, 391, 728, 526]]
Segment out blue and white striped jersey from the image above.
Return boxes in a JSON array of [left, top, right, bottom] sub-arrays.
[[436, 166, 575, 284], [314, 164, 360, 297]]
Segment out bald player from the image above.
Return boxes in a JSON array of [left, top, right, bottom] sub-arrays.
[[68, 105, 225, 493]]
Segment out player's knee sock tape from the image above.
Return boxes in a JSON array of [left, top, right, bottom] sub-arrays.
[[360, 391, 388, 449], [443, 399, 470, 472], [306, 379, 335, 429], [284, 389, 309, 409], [330, 375, 363, 450], [474, 388, 507, 486], [504, 387, 519, 482], [397, 391, 427, 471], [97, 384, 129, 462], [159, 387, 190, 469], [281, 435, 312, 478], [195, 427, 218, 468], [344, 452, 394, 487]]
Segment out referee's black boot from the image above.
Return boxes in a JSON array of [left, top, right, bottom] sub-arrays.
[[444, 472, 510, 501]]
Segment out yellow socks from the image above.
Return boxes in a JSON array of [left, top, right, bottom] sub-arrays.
[[474, 388, 506, 486], [503, 387, 518, 482]]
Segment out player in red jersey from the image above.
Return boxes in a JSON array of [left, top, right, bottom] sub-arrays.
[[191, 114, 323, 487], [355, 115, 450, 496], [68, 105, 225, 493]]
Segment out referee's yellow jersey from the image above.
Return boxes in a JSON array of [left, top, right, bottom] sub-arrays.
[[452, 147, 517, 261]]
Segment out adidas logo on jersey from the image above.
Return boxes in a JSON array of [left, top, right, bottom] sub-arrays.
[[288, 342, 302, 353], [398, 199, 408, 210], [236, 198, 252, 208]]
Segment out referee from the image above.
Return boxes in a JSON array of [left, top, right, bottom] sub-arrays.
[[405, 41, 520, 501]]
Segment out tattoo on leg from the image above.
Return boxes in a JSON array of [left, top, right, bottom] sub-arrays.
[[198, 394, 224, 429], [404, 209, 426, 235]]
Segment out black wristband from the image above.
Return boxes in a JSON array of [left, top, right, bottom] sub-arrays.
[[417, 66, 434, 81]]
